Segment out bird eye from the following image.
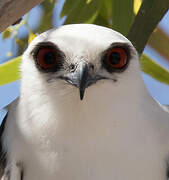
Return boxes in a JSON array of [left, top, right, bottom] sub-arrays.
[[105, 47, 128, 70], [36, 47, 58, 70]]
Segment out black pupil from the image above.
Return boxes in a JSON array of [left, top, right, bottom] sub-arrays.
[[43, 51, 55, 65], [109, 52, 121, 65]]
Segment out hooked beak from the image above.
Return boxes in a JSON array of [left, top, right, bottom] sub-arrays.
[[60, 61, 90, 100], [59, 61, 107, 100], [76, 61, 89, 100]]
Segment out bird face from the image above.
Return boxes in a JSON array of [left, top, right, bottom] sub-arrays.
[[21, 24, 140, 105]]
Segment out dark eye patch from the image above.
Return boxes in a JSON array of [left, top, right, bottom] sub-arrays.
[[101, 43, 131, 73], [31, 41, 65, 73]]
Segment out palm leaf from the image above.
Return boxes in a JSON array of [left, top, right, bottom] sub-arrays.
[[141, 54, 169, 85], [0, 56, 21, 86]]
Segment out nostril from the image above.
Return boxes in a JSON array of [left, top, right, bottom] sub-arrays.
[[70, 63, 76, 72]]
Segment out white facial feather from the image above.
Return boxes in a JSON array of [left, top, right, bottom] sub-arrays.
[[2, 24, 169, 180]]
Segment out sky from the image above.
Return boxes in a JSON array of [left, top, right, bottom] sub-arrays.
[[0, 1, 169, 122]]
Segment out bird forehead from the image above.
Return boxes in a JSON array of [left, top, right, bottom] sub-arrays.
[[49, 24, 128, 43], [32, 24, 131, 49]]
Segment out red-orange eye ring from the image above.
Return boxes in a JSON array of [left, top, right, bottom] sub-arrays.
[[36, 47, 58, 70], [106, 47, 128, 70]]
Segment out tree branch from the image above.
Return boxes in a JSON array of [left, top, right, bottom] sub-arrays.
[[127, 0, 169, 56], [0, 0, 44, 32]]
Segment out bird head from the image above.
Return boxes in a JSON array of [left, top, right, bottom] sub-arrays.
[[21, 24, 141, 109]]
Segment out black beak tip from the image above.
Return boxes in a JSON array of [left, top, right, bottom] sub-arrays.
[[80, 89, 85, 100]]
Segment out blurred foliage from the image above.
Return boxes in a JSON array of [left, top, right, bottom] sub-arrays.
[[61, 0, 135, 36], [28, 31, 37, 44], [127, 0, 169, 55], [61, 0, 102, 24], [111, 0, 134, 36], [133, 0, 142, 14], [36, 0, 56, 33], [0, 0, 169, 86], [0, 56, 21, 86], [2, 29, 11, 39], [148, 27, 169, 61], [141, 54, 169, 85]]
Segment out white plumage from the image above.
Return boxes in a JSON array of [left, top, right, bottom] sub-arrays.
[[1, 24, 169, 180]]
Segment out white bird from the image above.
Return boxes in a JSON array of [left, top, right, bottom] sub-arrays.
[[0, 24, 169, 180]]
